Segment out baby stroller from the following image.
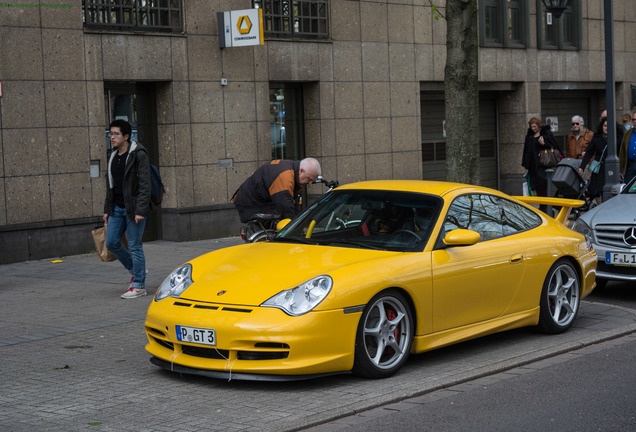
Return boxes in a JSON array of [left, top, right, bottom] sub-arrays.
[[550, 158, 595, 219]]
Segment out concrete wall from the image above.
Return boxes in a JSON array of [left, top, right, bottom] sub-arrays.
[[1, 0, 636, 263]]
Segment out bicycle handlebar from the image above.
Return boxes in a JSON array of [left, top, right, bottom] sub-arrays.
[[313, 176, 339, 190]]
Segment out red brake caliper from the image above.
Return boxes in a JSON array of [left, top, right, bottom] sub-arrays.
[[386, 307, 398, 355]]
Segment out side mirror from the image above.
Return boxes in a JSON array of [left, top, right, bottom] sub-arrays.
[[611, 183, 626, 196], [276, 218, 292, 231], [443, 229, 480, 247]]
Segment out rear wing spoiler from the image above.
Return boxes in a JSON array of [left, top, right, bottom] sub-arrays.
[[513, 196, 585, 225]]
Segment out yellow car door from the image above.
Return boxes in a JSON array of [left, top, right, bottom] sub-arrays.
[[430, 193, 531, 332], [431, 236, 525, 332]]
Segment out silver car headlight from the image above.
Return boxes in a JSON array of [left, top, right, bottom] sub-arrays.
[[572, 219, 593, 249], [261, 275, 332, 316], [572, 218, 591, 238], [155, 264, 193, 301]]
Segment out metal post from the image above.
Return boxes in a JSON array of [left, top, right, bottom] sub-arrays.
[[603, 0, 620, 201]]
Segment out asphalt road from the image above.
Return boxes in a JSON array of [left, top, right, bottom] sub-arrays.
[[308, 335, 636, 432], [308, 279, 636, 432], [588, 279, 636, 309]]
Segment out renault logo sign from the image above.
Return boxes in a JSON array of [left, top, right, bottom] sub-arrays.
[[218, 8, 264, 48]]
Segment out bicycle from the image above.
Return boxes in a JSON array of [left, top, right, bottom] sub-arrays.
[[239, 177, 339, 243]]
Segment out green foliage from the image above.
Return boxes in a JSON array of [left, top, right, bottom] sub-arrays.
[[429, 1, 445, 20]]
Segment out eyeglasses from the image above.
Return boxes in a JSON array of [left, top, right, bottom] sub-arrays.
[[632, 118, 636, 121], [572, 122, 580, 125]]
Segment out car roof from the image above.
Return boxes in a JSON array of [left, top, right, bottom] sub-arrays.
[[336, 180, 495, 197]]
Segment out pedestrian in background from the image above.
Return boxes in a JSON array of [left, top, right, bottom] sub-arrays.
[[621, 113, 633, 132], [601, 109, 625, 154], [522, 117, 561, 205], [103, 119, 152, 299], [566, 115, 594, 160], [579, 117, 608, 204], [619, 111, 636, 184]]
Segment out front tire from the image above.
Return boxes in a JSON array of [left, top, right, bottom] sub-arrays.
[[537, 259, 580, 334], [353, 290, 413, 378]]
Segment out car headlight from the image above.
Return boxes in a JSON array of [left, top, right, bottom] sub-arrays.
[[572, 219, 594, 249], [572, 218, 591, 238], [261, 275, 332, 316], [155, 264, 194, 301]]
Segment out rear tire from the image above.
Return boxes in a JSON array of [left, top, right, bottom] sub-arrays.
[[537, 259, 580, 334], [352, 290, 413, 378]]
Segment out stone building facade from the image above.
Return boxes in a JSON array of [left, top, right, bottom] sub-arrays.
[[1, 0, 635, 263]]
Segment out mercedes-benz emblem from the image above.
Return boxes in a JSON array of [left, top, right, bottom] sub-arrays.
[[623, 226, 636, 247]]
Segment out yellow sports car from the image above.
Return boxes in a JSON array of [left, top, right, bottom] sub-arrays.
[[145, 180, 597, 380]]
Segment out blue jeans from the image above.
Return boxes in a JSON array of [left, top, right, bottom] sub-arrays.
[[105, 206, 146, 289]]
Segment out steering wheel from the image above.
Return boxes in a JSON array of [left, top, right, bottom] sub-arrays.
[[334, 217, 347, 229], [392, 229, 420, 241]]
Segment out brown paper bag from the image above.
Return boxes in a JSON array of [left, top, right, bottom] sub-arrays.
[[92, 224, 127, 262]]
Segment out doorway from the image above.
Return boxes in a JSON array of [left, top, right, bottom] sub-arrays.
[[269, 84, 304, 160], [104, 82, 161, 241]]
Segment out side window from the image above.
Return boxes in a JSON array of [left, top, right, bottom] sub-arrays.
[[536, 0, 581, 50], [479, 0, 529, 48], [500, 198, 543, 235], [444, 194, 503, 242]]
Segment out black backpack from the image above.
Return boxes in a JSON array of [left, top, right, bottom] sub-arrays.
[[150, 164, 165, 207]]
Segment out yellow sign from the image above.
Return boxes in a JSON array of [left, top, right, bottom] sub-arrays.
[[237, 15, 252, 34], [218, 8, 264, 48]]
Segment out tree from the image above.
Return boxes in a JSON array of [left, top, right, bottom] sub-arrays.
[[435, 0, 480, 184]]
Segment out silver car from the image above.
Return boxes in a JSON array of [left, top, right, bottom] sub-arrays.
[[572, 176, 636, 289]]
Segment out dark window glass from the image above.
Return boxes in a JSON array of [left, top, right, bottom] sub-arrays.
[[479, 0, 527, 48], [445, 194, 504, 241], [537, 0, 581, 50], [500, 198, 542, 235], [444, 194, 541, 242], [83, 0, 182, 32], [254, 0, 328, 38]]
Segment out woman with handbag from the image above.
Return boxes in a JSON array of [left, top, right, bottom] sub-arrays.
[[579, 117, 608, 204], [522, 117, 562, 211]]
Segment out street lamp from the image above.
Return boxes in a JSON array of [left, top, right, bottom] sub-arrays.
[[541, 0, 571, 19]]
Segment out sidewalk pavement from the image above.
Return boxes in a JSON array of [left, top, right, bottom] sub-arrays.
[[1, 238, 635, 432]]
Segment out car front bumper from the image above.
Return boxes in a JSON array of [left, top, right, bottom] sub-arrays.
[[595, 260, 636, 282], [144, 297, 361, 378]]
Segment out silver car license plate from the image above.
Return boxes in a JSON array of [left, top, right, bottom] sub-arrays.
[[175, 325, 216, 346], [605, 252, 636, 266]]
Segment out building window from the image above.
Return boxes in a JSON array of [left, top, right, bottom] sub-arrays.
[[537, 0, 581, 50], [479, 0, 528, 48], [83, 0, 182, 32], [253, 0, 328, 38]]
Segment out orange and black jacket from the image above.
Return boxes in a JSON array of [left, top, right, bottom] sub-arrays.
[[233, 160, 301, 220]]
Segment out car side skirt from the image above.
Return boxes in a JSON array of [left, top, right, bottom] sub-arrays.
[[411, 308, 539, 353]]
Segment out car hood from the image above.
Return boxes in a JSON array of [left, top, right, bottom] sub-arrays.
[[179, 242, 400, 305], [580, 193, 636, 227]]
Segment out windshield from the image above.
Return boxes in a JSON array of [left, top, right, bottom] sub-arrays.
[[622, 175, 636, 194], [276, 189, 443, 252]]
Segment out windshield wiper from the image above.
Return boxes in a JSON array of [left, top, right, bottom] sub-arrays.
[[271, 237, 319, 245], [323, 239, 387, 250]]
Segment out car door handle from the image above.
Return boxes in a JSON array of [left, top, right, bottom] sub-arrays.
[[510, 254, 523, 264]]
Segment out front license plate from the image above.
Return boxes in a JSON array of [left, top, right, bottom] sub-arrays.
[[175, 325, 216, 346], [605, 252, 636, 266]]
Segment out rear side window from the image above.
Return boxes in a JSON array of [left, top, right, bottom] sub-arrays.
[[444, 194, 541, 242]]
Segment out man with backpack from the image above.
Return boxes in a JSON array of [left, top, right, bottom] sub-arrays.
[[103, 119, 152, 299]]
